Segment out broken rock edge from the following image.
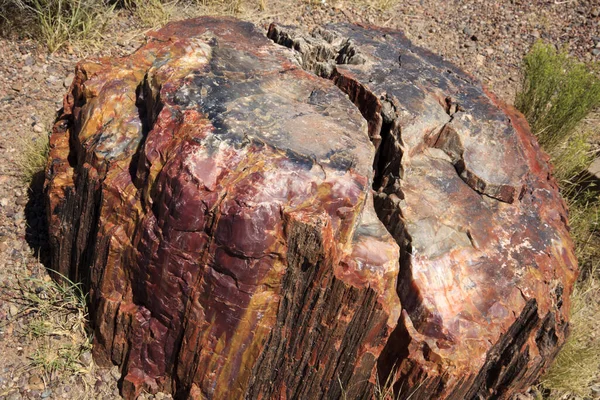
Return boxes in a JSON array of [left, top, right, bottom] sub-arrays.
[[266, 22, 572, 400]]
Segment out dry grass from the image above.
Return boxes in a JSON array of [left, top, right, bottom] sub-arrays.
[[356, 0, 398, 11], [1, 270, 92, 384], [199, 0, 244, 14], [549, 130, 594, 184], [540, 270, 600, 398], [118, 0, 258, 29], [373, 369, 398, 400], [337, 366, 404, 400], [15, 130, 50, 185], [0, 0, 114, 52], [567, 202, 600, 286], [319, 0, 398, 12], [125, 0, 174, 27]]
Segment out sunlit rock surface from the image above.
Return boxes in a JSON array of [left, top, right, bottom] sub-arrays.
[[45, 17, 577, 400], [45, 17, 400, 400], [268, 23, 577, 399]]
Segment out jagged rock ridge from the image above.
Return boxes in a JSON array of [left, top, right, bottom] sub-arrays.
[[45, 17, 577, 400]]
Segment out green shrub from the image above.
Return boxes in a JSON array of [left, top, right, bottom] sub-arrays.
[[517, 42, 600, 398], [515, 42, 600, 152]]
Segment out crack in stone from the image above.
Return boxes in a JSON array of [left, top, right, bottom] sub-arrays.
[[266, 22, 570, 400]]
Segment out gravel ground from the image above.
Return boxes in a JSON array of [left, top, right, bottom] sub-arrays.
[[0, 1, 598, 398]]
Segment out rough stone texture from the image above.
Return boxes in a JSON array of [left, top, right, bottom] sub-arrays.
[[44, 17, 577, 400], [45, 17, 400, 400], [267, 23, 578, 399]]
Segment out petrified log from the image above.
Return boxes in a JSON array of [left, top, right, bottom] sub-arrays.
[[45, 17, 577, 399]]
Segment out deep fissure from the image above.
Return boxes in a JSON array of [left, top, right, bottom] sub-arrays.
[[267, 24, 424, 393]]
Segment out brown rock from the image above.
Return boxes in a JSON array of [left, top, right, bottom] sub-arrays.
[[269, 23, 577, 399], [46, 17, 400, 400], [28, 374, 45, 391], [588, 157, 600, 180], [45, 17, 577, 400]]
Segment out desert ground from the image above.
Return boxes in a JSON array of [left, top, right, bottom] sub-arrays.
[[0, 0, 598, 399]]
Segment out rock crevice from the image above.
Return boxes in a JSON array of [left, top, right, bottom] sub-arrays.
[[267, 22, 577, 399]]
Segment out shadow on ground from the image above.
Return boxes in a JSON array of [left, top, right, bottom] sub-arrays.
[[24, 170, 50, 270]]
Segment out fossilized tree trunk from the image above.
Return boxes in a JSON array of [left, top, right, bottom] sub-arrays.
[[45, 17, 577, 400]]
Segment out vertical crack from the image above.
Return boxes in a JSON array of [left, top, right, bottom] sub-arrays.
[[267, 23, 425, 395]]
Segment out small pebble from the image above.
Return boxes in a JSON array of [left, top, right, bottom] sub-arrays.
[[33, 124, 43, 133], [79, 350, 93, 366], [7, 391, 21, 400], [9, 304, 18, 317], [63, 74, 75, 88], [110, 366, 121, 380], [28, 374, 44, 391], [41, 389, 52, 398], [592, 48, 600, 56]]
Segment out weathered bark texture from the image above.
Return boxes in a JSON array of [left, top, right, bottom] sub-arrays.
[[44, 17, 577, 400]]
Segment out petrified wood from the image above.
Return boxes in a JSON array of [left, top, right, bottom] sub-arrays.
[[45, 17, 577, 399]]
